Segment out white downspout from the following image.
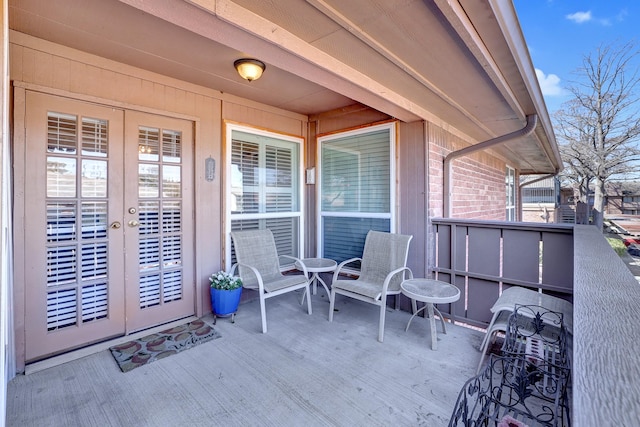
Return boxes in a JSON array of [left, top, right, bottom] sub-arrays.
[[443, 114, 538, 217]]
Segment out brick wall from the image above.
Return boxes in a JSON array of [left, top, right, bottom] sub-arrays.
[[428, 123, 509, 221], [522, 205, 557, 223]]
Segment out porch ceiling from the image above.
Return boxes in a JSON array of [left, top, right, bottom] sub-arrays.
[[8, 0, 561, 174]]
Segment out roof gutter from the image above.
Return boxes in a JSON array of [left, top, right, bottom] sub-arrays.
[[443, 114, 538, 217]]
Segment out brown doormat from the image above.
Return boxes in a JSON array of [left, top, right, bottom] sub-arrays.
[[109, 319, 221, 372]]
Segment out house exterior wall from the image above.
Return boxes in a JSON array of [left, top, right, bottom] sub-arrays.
[[606, 196, 640, 215], [1, 0, 13, 414], [427, 123, 508, 221], [522, 204, 557, 223], [9, 31, 516, 370], [308, 112, 509, 280], [606, 197, 623, 215], [9, 32, 307, 371], [398, 121, 427, 279]]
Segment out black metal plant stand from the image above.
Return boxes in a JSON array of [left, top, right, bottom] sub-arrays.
[[449, 305, 572, 427]]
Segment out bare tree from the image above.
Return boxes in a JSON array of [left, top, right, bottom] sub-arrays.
[[554, 41, 640, 230]]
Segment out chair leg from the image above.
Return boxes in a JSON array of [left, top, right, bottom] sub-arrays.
[[479, 312, 500, 351], [378, 302, 386, 343], [476, 330, 498, 374], [328, 288, 336, 322], [259, 294, 268, 334], [305, 283, 312, 315]]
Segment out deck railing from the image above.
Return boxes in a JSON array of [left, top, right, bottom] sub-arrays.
[[430, 218, 574, 328], [431, 218, 640, 426]]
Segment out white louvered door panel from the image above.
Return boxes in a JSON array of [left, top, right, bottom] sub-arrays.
[[24, 92, 125, 361], [123, 111, 194, 332]]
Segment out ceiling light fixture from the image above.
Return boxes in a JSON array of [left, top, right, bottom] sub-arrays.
[[234, 58, 266, 82]]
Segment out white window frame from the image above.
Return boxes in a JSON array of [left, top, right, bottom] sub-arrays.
[[316, 121, 397, 259], [506, 166, 516, 221], [224, 123, 305, 270]]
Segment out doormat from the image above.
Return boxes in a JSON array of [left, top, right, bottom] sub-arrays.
[[109, 319, 221, 373]]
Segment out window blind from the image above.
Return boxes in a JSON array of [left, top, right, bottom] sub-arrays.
[[228, 127, 302, 266], [319, 124, 394, 263]]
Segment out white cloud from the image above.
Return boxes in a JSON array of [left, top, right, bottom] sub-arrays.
[[617, 9, 628, 22], [535, 69, 564, 96], [566, 11, 592, 23]]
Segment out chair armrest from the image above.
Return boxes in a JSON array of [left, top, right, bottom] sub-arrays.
[[230, 262, 266, 293], [381, 266, 414, 294], [333, 257, 362, 282], [280, 255, 309, 278]]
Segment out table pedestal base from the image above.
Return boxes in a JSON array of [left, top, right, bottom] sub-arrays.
[[405, 301, 448, 350], [300, 272, 331, 305]]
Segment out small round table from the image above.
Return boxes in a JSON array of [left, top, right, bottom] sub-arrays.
[[295, 258, 337, 302], [401, 278, 461, 350]]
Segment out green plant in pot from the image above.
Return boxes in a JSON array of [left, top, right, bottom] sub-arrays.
[[209, 271, 243, 320]]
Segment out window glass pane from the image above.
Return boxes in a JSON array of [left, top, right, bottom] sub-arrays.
[[81, 283, 108, 323], [231, 139, 259, 214], [162, 129, 182, 163], [81, 117, 108, 157], [139, 238, 160, 271], [162, 165, 181, 198], [138, 126, 160, 161], [81, 242, 107, 280], [162, 235, 182, 268], [321, 129, 390, 213], [265, 145, 294, 212], [231, 131, 299, 214], [81, 159, 107, 197], [522, 188, 555, 203], [139, 164, 159, 198], [319, 123, 394, 261], [162, 201, 181, 233], [323, 217, 390, 264], [81, 202, 108, 240], [139, 201, 160, 235], [228, 126, 302, 267], [140, 274, 161, 308], [506, 167, 516, 221], [47, 156, 76, 198], [48, 112, 77, 154], [230, 217, 299, 266], [47, 245, 76, 285], [47, 288, 77, 330], [47, 203, 76, 242]]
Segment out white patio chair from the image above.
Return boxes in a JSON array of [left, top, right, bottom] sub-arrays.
[[329, 230, 413, 342], [230, 229, 312, 333]]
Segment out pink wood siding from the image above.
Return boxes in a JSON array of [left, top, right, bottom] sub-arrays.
[[398, 121, 427, 278]]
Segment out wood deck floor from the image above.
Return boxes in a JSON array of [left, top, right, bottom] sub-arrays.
[[7, 291, 485, 426]]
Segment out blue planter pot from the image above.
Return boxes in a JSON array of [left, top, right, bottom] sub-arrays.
[[210, 287, 243, 316]]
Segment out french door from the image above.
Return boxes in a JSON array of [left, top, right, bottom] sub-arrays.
[[22, 92, 194, 361]]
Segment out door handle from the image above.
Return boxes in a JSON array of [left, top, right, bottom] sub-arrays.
[[128, 220, 139, 227], [110, 221, 122, 229]]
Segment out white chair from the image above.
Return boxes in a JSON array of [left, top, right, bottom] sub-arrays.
[[329, 230, 413, 342], [230, 229, 312, 333]]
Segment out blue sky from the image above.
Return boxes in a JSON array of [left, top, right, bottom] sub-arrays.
[[514, 1, 639, 113]]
